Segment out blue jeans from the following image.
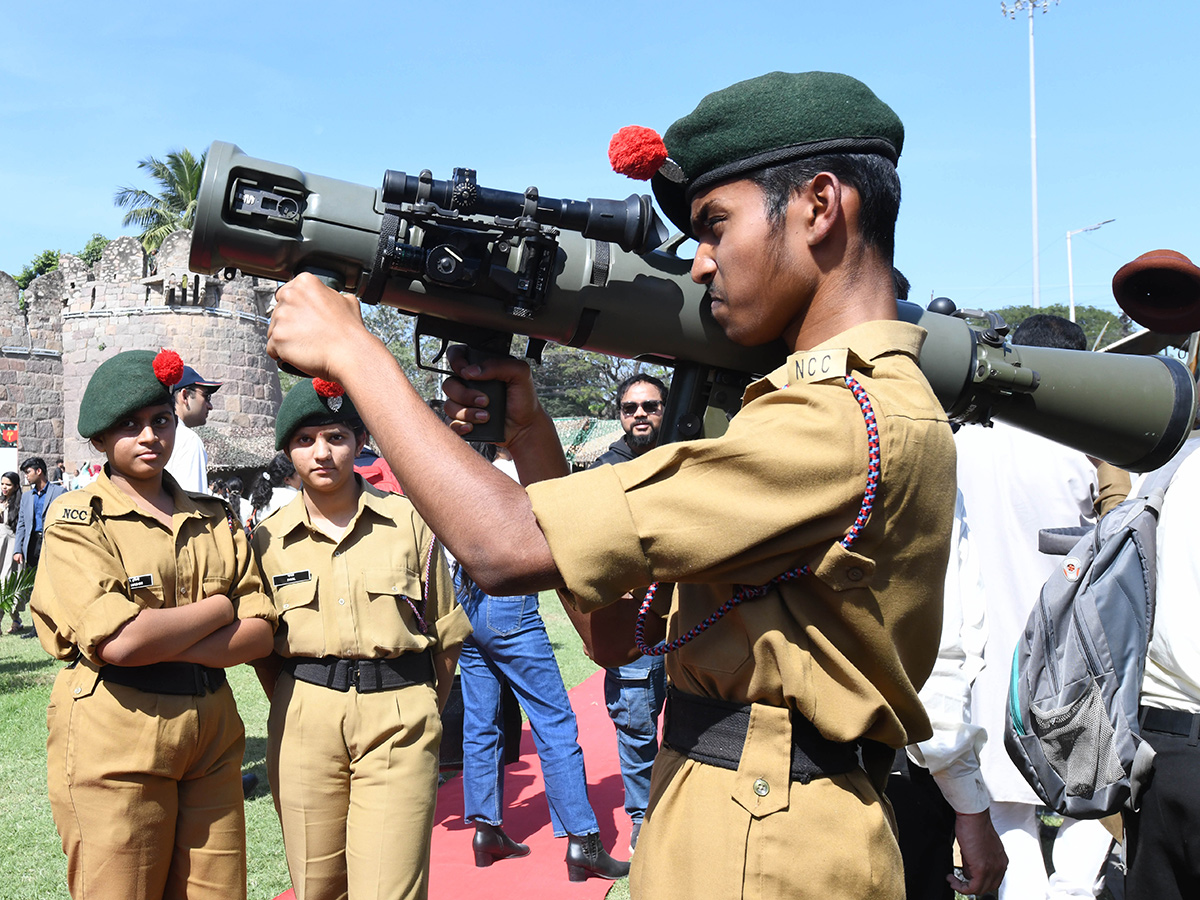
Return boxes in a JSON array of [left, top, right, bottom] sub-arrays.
[[455, 573, 599, 838], [603, 655, 666, 823]]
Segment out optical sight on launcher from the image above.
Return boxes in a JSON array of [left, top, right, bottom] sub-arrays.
[[190, 141, 1197, 471]]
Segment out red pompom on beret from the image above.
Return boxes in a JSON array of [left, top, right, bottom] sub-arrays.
[[152, 349, 184, 387], [609, 126, 669, 181], [312, 378, 345, 399]]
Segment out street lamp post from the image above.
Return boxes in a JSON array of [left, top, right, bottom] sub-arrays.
[[1066, 218, 1115, 322], [1001, 0, 1060, 309]]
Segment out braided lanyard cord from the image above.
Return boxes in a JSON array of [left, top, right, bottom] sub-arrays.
[[399, 536, 437, 635], [635, 375, 881, 657]]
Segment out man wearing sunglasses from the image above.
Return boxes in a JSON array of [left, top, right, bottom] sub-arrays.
[[165, 365, 222, 493], [590, 373, 670, 854]]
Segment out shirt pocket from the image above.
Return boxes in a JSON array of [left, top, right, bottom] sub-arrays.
[[130, 582, 166, 610], [363, 568, 426, 642], [275, 577, 320, 630]]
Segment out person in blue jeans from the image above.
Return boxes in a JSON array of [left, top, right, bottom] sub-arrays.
[[589, 373, 671, 852], [453, 447, 628, 883]]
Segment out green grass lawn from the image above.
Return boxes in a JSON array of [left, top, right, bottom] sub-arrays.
[[0, 592, 628, 900]]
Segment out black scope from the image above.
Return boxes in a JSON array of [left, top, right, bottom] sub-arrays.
[[381, 167, 669, 255]]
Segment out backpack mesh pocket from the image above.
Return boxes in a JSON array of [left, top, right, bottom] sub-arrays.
[[1030, 679, 1126, 799]]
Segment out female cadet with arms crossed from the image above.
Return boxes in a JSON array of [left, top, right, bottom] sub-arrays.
[[30, 349, 277, 900], [251, 378, 470, 900]]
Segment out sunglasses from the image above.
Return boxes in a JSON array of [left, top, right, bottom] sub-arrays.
[[620, 400, 664, 416]]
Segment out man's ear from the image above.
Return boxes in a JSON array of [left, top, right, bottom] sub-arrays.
[[801, 172, 844, 246]]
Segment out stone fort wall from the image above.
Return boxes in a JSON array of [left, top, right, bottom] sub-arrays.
[[0, 230, 282, 475]]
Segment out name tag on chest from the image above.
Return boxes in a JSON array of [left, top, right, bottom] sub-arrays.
[[790, 348, 850, 385], [273, 570, 312, 588], [128, 574, 154, 590]]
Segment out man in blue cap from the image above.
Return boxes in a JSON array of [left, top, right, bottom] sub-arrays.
[[165, 365, 222, 493]]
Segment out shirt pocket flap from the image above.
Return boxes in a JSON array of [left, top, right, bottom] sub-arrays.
[[810, 544, 876, 591], [275, 577, 319, 614], [364, 568, 422, 602], [130, 582, 166, 610]]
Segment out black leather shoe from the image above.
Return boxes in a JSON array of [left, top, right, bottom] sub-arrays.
[[473, 822, 530, 867], [565, 832, 630, 882]]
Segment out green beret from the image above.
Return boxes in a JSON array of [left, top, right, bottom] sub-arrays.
[[78, 350, 179, 439], [275, 378, 361, 450], [651, 71, 904, 236]]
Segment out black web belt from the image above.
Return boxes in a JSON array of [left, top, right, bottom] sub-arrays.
[[1141, 706, 1200, 742], [285, 653, 434, 693], [663, 687, 861, 784], [99, 661, 227, 696]]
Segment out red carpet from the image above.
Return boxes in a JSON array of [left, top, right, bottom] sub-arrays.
[[275, 669, 630, 899]]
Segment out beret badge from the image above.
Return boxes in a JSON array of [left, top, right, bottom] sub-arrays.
[[313, 377, 345, 412], [609, 126, 684, 183]]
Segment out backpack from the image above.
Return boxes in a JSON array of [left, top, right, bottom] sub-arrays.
[[1003, 440, 1199, 819]]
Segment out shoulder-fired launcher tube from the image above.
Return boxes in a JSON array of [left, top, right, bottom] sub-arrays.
[[189, 141, 1196, 473]]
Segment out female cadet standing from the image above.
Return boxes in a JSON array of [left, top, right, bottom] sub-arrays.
[[251, 378, 470, 900], [29, 349, 276, 900]]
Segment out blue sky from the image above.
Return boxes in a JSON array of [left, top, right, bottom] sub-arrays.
[[2, 0, 1197, 320]]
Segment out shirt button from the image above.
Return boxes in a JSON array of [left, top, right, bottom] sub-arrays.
[[333, 550, 341, 557], [339, 598, 346, 605], [753, 778, 770, 796], [846, 567, 864, 582], [73, 687, 82, 695], [179, 585, 189, 597], [283, 604, 290, 610]]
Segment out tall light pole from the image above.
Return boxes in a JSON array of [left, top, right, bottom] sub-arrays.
[[1002, 0, 1060, 308], [1066, 218, 1115, 322]]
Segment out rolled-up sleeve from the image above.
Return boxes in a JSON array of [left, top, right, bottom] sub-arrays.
[[32, 511, 141, 663], [527, 385, 865, 613]]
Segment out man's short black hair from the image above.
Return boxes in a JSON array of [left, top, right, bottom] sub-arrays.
[[615, 373, 669, 407], [749, 153, 901, 260], [20, 456, 46, 475], [1012, 314, 1087, 351]]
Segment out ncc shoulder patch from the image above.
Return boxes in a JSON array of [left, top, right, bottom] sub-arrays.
[[54, 503, 94, 525], [789, 348, 850, 385]]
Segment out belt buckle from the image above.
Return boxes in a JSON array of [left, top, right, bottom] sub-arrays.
[[349, 661, 361, 691]]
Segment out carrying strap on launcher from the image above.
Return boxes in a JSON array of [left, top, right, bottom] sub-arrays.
[[1004, 437, 1200, 818], [634, 374, 882, 656]]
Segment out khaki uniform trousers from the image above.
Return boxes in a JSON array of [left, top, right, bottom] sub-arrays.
[[630, 747, 904, 900], [46, 669, 247, 900], [267, 670, 442, 900]]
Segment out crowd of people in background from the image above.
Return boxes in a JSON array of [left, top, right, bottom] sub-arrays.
[[10, 67, 1200, 900]]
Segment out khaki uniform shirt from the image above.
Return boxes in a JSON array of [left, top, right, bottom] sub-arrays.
[[252, 481, 470, 660], [31, 470, 275, 678], [528, 319, 956, 750]]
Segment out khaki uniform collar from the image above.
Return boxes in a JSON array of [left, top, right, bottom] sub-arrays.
[[89, 466, 211, 521], [744, 320, 927, 404], [272, 475, 391, 542]]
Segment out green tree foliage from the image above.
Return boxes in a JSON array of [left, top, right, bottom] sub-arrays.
[[361, 306, 445, 400], [114, 148, 207, 253], [79, 233, 111, 266], [14, 248, 61, 289], [988, 304, 1135, 351]]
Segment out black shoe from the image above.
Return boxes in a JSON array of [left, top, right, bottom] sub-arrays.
[[565, 833, 630, 882], [241, 772, 258, 799], [629, 820, 642, 854], [473, 822, 530, 867]]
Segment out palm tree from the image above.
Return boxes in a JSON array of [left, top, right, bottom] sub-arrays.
[[113, 148, 207, 253]]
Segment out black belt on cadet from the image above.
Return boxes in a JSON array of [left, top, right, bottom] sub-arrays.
[[285, 653, 435, 693], [1141, 706, 1200, 741], [99, 661, 227, 696], [662, 686, 860, 784]]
